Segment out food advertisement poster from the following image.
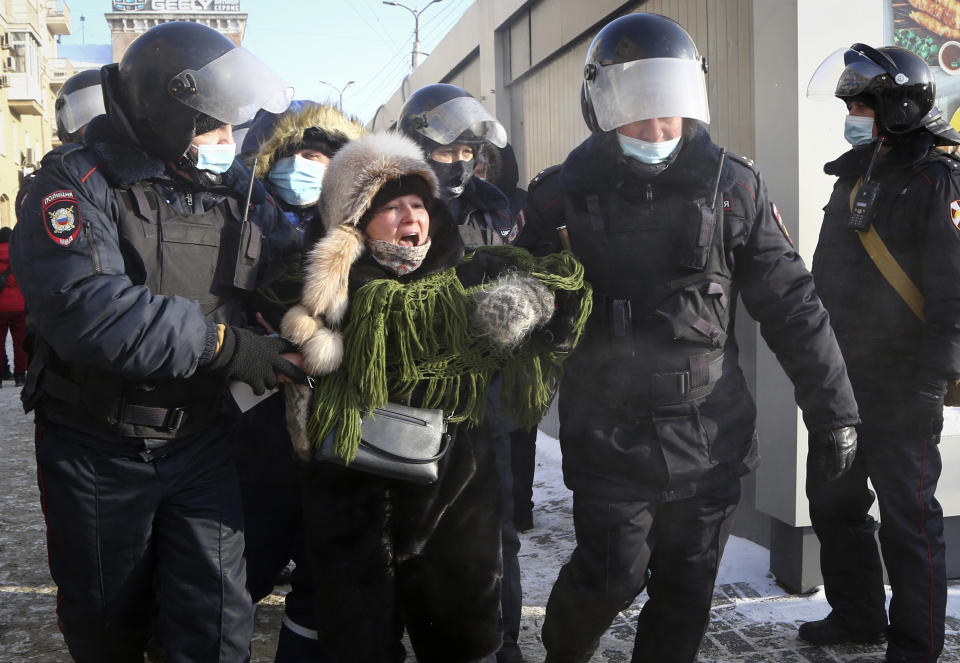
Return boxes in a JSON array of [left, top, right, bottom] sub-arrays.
[[888, 0, 960, 128]]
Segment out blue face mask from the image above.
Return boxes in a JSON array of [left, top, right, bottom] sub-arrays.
[[193, 142, 236, 174], [617, 132, 682, 164], [844, 114, 876, 146], [267, 154, 327, 206]]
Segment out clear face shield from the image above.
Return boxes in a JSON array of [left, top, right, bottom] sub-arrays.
[[56, 84, 106, 135], [806, 46, 888, 101], [168, 47, 293, 126], [417, 96, 507, 148], [586, 57, 710, 132]]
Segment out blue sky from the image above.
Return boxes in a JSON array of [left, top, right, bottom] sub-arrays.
[[56, 0, 474, 123]]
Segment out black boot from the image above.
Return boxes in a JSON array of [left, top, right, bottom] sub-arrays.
[[13, 373, 24, 387], [798, 617, 885, 646]]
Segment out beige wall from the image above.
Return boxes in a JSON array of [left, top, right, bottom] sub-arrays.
[[373, 0, 755, 188]]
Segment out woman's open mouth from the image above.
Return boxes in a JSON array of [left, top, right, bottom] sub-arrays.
[[398, 232, 420, 247]]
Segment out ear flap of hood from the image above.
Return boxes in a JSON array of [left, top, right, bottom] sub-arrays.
[[253, 101, 365, 178], [280, 132, 440, 376]]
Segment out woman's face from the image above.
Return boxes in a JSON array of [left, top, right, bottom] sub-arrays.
[[364, 194, 430, 247]]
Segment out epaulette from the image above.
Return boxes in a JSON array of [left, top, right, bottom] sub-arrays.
[[919, 149, 960, 170], [726, 152, 757, 170], [42, 142, 85, 163], [528, 164, 562, 191]]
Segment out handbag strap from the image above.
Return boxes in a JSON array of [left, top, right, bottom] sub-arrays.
[[849, 177, 926, 321], [359, 434, 451, 464]]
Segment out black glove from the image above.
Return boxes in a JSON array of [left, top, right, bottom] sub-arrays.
[[536, 289, 583, 352], [916, 376, 947, 439], [808, 426, 858, 482], [206, 326, 308, 395]]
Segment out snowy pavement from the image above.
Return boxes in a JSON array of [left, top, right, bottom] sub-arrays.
[[1, 367, 959, 661]]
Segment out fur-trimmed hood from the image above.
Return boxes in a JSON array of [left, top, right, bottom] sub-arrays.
[[253, 101, 365, 179], [280, 132, 443, 375]]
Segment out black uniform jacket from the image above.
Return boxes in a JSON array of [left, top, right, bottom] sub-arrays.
[[517, 127, 859, 501], [812, 133, 960, 430], [12, 115, 288, 438]]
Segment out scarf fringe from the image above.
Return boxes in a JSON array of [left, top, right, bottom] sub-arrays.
[[307, 247, 592, 462]]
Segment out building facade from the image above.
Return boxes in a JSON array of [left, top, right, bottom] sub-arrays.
[[372, 0, 960, 592], [0, 0, 71, 229], [106, 0, 246, 62]]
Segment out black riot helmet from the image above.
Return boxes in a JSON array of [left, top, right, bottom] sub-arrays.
[[103, 21, 292, 161], [55, 69, 105, 143], [581, 13, 710, 134], [807, 43, 935, 135], [398, 83, 507, 152]]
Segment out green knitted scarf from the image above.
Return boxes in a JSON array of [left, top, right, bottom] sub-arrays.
[[306, 246, 592, 462]]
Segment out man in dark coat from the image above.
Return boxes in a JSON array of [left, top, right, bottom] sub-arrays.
[[515, 13, 860, 663], [801, 43, 960, 663], [11, 22, 304, 662]]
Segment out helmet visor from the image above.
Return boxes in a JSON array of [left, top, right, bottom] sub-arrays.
[[171, 47, 293, 126], [418, 96, 507, 148], [587, 57, 710, 132], [57, 84, 105, 134], [806, 46, 887, 100]]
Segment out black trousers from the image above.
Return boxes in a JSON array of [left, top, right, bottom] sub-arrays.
[[494, 425, 523, 660], [35, 421, 253, 663], [239, 481, 319, 662], [542, 480, 740, 663], [807, 422, 945, 663]]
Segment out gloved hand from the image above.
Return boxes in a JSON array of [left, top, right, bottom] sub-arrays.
[[471, 273, 555, 348], [808, 426, 858, 482], [536, 289, 583, 352], [916, 375, 947, 439], [206, 325, 308, 395]]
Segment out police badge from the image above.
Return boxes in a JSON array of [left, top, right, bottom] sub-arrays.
[[41, 190, 82, 247]]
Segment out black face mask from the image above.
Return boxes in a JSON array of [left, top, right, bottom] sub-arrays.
[[431, 158, 475, 199]]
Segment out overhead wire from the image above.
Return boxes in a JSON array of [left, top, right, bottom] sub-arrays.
[[347, 0, 475, 122]]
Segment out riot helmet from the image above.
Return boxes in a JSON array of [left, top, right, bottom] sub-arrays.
[[398, 84, 506, 198], [105, 21, 292, 161], [55, 69, 105, 143], [807, 43, 935, 134], [581, 13, 710, 134], [398, 84, 507, 151]]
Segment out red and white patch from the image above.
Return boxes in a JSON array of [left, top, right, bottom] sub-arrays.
[[41, 190, 82, 247], [771, 201, 793, 246], [951, 199, 960, 230], [722, 196, 733, 210]]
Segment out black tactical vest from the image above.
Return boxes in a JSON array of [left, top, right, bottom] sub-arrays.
[[563, 172, 732, 406], [37, 181, 264, 439]]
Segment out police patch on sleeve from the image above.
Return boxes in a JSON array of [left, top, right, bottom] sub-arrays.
[[951, 199, 960, 230], [41, 190, 82, 247], [771, 201, 793, 246]]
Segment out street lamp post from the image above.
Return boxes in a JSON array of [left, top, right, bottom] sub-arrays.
[[382, 0, 444, 70], [318, 80, 356, 109]]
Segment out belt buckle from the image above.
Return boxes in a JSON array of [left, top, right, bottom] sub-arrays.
[[163, 407, 186, 431]]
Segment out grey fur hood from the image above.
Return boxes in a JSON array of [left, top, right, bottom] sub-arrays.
[[280, 132, 439, 375]]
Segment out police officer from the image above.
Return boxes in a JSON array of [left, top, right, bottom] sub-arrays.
[[55, 68, 105, 144], [802, 44, 960, 662], [515, 13, 860, 663], [11, 22, 304, 662], [399, 85, 524, 663], [14, 69, 105, 213], [398, 83, 516, 247]]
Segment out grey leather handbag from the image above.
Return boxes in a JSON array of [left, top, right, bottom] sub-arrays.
[[318, 402, 450, 485]]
